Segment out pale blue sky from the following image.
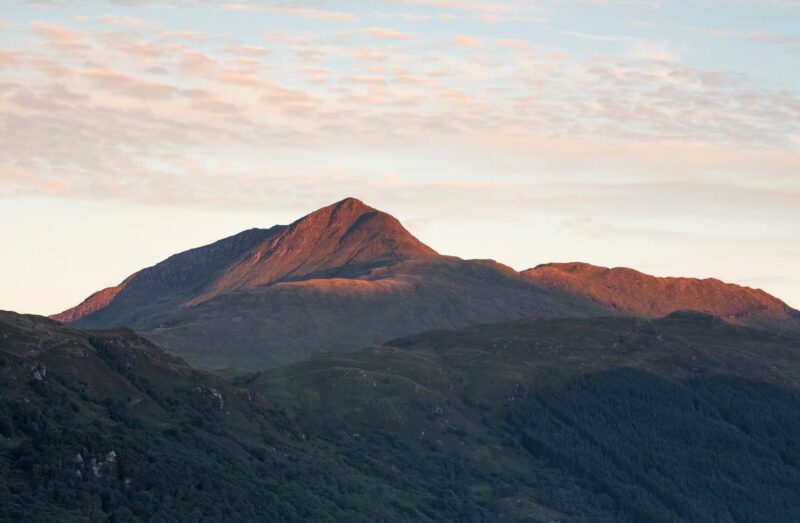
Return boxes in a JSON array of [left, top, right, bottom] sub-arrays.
[[1, 0, 798, 314]]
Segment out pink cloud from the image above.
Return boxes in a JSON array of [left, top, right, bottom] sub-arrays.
[[453, 35, 481, 48], [32, 21, 89, 53], [363, 27, 415, 40], [80, 68, 175, 99]]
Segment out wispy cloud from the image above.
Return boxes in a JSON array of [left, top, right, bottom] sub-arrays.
[[452, 35, 481, 47], [222, 4, 358, 23], [710, 29, 800, 43], [363, 27, 415, 40]]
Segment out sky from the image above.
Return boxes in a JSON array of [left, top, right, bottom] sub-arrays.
[[0, 0, 798, 315]]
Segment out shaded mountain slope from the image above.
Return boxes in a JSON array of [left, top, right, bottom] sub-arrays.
[[143, 257, 607, 370], [252, 311, 800, 418], [248, 312, 800, 522], [0, 310, 310, 520], [522, 262, 800, 335]]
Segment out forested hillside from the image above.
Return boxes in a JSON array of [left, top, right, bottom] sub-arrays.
[[3, 311, 800, 521]]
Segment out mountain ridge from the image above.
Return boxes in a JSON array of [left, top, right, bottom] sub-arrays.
[[522, 261, 800, 334]]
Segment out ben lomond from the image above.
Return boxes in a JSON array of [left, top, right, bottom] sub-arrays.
[[53, 198, 800, 371]]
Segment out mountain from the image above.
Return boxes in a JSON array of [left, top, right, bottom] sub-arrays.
[[51, 198, 607, 370], [7, 309, 800, 521], [53, 198, 800, 371], [523, 262, 800, 334], [52, 198, 435, 325]]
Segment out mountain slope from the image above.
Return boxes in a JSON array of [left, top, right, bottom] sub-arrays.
[[143, 257, 605, 370], [51, 226, 283, 325], [522, 262, 800, 334]]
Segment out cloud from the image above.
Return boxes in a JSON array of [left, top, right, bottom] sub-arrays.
[[363, 27, 415, 40], [711, 29, 800, 43], [473, 14, 546, 23], [4, 0, 799, 313], [222, 4, 357, 23], [220, 44, 269, 56], [80, 68, 176, 99], [390, 0, 521, 14], [588, 0, 661, 9], [747, 32, 800, 42], [453, 35, 481, 47], [32, 21, 89, 53], [559, 30, 636, 42], [3, 4, 799, 209]]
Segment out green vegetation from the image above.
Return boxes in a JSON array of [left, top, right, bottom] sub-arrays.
[[2, 311, 800, 521], [507, 369, 800, 522]]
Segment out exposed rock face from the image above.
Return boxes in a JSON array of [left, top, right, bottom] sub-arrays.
[[51, 199, 800, 371], [522, 262, 800, 334]]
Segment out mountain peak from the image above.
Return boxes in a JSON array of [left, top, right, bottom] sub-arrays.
[[332, 196, 371, 210], [195, 198, 436, 299], [292, 196, 376, 230]]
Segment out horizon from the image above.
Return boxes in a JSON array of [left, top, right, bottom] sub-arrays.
[[1, 0, 799, 314]]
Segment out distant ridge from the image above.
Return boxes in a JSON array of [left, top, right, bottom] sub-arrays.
[[522, 262, 800, 334]]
